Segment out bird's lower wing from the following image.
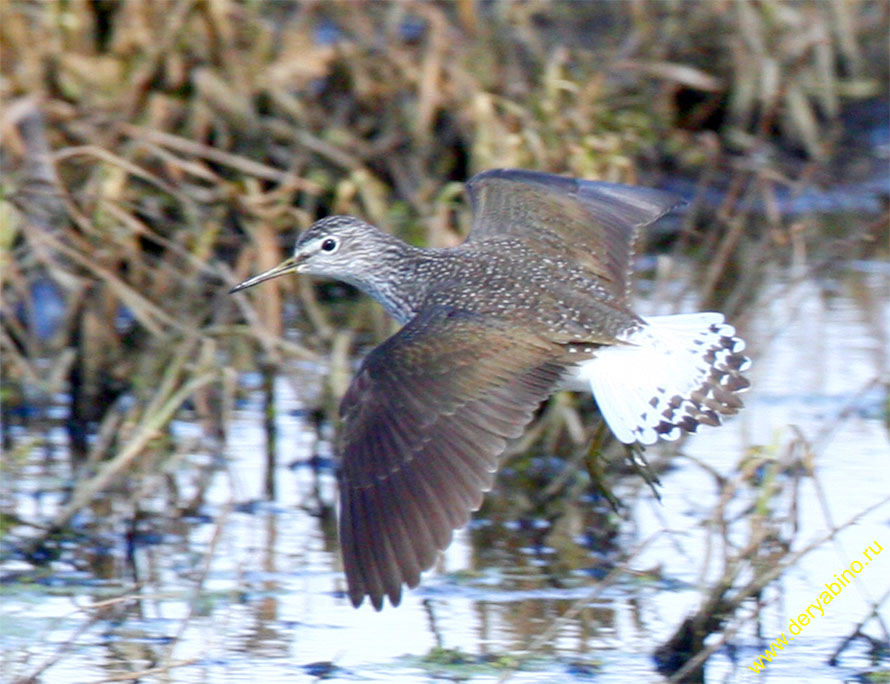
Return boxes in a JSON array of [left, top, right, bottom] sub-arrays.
[[338, 305, 567, 609]]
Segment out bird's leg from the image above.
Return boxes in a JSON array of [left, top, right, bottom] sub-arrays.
[[624, 442, 662, 502], [583, 420, 621, 512], [583, 422, 663, 509]]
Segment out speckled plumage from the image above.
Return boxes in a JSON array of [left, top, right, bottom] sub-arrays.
[[230, 168, 751, 610], [297, 225, 638, 342]]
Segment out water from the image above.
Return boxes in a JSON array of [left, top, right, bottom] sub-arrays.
[[2, 258, 889, 683]]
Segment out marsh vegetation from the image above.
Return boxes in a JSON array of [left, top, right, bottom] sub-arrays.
[[1, 1, 888, 682]]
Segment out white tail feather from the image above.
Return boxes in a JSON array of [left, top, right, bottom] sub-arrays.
[[577, 313, 750, 445]]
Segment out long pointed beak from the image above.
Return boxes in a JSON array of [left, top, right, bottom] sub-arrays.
[[229, 255, 301, 293]]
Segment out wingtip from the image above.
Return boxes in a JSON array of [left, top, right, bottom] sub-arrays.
[[348, 586, 402, 611]]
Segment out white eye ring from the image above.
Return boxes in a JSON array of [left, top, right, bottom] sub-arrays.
[[320, 237, 339, 253]]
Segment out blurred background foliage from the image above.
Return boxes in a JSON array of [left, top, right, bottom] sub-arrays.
[[1, 1, 888, 681], [2, 0, 888, 549], [2, 0, 886, 434], [0, 0, 886, 530]]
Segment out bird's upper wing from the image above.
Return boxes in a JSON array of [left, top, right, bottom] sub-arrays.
[[338, 304, 567, 609], [465, 169, 683, 303]]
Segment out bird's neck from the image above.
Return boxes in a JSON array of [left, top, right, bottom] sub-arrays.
[[344, 237, 443, 325]]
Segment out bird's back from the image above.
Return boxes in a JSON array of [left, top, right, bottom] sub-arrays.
[[417, 236, 642, 347]]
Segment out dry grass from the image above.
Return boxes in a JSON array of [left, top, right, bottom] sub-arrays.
[[1, 0, 887, 680]]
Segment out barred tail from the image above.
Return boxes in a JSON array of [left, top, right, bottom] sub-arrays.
[[581, 313, 750, 445]]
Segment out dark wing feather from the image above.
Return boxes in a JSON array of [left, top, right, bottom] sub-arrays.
[[465, 168, 683, 303], [338, 305, 566, 609]]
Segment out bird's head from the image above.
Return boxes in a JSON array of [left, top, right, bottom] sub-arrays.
[[230, 215, 394, 293]]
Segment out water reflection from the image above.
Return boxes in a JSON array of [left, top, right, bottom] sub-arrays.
[[2, 252, 888, 682]]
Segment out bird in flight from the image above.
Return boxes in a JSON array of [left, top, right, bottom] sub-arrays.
[[230, 168, 750, 609]]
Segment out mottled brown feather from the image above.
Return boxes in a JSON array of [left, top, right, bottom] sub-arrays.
[[466, 169, 683, 304], [338, 305, 567, 608]]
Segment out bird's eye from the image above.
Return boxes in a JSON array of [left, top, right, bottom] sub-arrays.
[[320, 238, 339, 253]]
